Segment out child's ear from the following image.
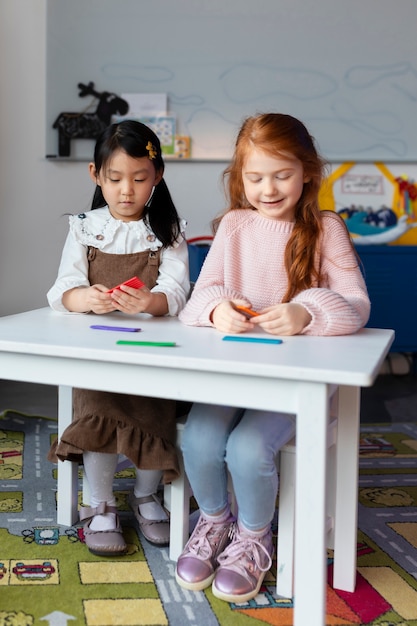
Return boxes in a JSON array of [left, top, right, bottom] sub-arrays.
[[154, 168, 163, 186], [89, 162, 99, 185]]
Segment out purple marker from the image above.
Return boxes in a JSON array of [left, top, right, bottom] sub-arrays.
[[90, 325, 142, 332]]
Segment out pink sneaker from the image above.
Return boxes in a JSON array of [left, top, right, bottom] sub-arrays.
[[175, 513, 235, 591], [212, 525, 273, 603]]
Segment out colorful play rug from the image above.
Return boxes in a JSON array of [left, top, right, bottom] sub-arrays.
[[1, 410, 417, 625]]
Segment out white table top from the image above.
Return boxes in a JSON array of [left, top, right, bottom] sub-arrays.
[[0, 307, 394, 387]]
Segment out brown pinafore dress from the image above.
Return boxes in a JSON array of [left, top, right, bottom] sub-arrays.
[[48, 247, 180, 483]]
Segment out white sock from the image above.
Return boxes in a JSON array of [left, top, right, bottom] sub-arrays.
[[238, 521, 270, 537], [134, 469, 168, 521], [83, 451, 118, 531], [203, 507, 232, 524]]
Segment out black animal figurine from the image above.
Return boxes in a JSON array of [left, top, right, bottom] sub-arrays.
[[53, 82, 129, 157]]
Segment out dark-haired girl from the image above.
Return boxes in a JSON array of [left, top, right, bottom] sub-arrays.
[[48, 120, 189, 556]]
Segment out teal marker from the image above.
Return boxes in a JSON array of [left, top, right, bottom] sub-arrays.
[[223, 336, 282, 345], [117, 340, 176, 347]]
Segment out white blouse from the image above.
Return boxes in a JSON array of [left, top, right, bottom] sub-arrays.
[[47, 207, 190, 316]]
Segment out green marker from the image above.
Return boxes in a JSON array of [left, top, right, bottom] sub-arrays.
[[117, 340, 176, 347]]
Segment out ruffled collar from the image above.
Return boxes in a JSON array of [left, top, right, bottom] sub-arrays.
[[69, 207, 164, 249]]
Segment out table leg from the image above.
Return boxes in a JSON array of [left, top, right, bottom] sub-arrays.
[[294, 382, 329, 626], [56, 385, 78, 526], [332, 385, 360, 592]]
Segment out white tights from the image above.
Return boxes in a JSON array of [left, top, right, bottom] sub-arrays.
[[83, 451, 167, 530]]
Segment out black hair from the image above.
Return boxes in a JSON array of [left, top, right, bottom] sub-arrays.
[[91, 119, 181, 247]]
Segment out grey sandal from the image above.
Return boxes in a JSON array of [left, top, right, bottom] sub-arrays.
[[128, 492, 170, 546], [80, 502, 127, 556]]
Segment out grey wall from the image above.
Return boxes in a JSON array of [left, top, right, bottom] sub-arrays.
[[1, 0, 416, 317], [0, 0, 225, 316], [46, 0, 417, 161]]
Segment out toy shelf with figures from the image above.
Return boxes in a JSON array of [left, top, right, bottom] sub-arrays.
[[320, 162, 417, 246]]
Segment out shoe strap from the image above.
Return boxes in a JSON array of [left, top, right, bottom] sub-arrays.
[[79, 502, 117, 523], [131, 493, 169, 523], [133, 494, 159, 506]]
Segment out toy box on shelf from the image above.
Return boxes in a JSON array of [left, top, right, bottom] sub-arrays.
[[320, 162, 417, 354], [319, 162, 417, 245]]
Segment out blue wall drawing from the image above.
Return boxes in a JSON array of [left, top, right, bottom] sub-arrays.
[[46, 0, 417, 161]]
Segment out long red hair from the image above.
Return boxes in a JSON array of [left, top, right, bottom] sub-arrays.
[[219, 113, 329, 302]]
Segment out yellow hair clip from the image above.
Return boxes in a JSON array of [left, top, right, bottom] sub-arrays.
[[146, 141, 157, 160]]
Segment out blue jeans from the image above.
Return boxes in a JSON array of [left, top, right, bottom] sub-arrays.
[[181, 403, 296, 531]]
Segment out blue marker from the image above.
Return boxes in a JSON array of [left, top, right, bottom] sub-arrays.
[[223, 336, 282, 345]]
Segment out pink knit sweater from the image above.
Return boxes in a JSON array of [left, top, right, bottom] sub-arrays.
[[179, 209, 370, 336]]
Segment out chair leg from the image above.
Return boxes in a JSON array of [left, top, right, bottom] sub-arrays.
[[82, 472, 91, 506], [326, 421, 337, 550], [227, 473, 238, 516]]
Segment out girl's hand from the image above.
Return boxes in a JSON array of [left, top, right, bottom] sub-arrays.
[[211, 301, 256, 333], [251, 303, 312, 336], [110, 284, 168, 316], [62, 285, 116, 314]]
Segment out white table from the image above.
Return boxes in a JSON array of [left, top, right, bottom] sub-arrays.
[[0, 307, 393, 626]]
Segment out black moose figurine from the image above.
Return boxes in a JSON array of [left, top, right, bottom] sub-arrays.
[[53, 82, 129, 157]]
